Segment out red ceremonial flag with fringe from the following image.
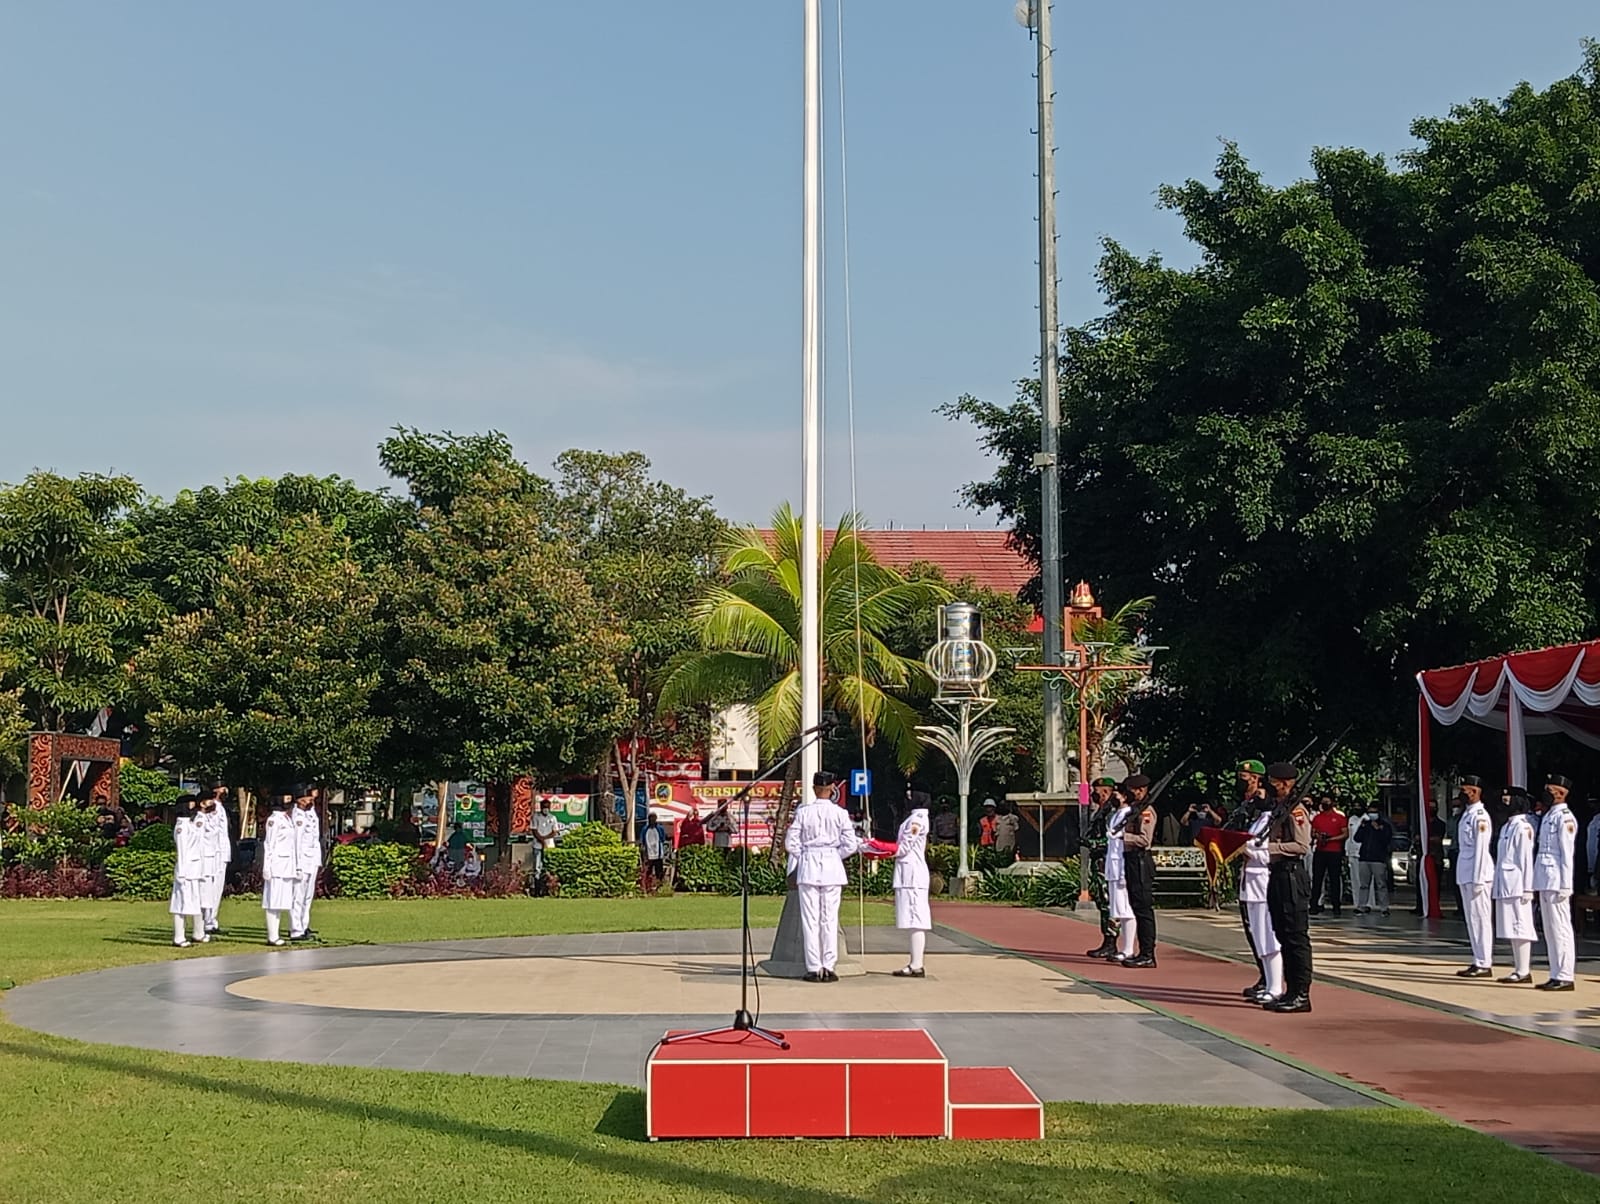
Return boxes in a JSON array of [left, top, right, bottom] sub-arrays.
[[1197, 826, 1252, 885]]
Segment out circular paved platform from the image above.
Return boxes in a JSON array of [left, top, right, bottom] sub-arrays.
[[3, 925, 1373, 1110]]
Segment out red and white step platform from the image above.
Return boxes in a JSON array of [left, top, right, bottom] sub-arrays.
[[646, 1028, 1043, 1141]]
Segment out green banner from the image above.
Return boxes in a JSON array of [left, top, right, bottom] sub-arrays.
[[452, 794, 488, 843]]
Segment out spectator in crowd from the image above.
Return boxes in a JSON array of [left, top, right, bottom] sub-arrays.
[[1352, 803, 1394, 915], [641, 812, 668, 884], [394, 811, 421, 846], [979, 800, 999, 848], [705, 801, 736, 849], [993, 803, 1020, 857], [1309, 796, 1350, 917], [931, 801, 959, 844], [677, 807, 706, 848], [531, 800, 561, 878], [1181, 800, 1225, 847], [445, 822, 469, 867], [460, 843, 483, 883]]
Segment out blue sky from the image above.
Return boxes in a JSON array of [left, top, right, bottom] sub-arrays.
[[1, 2, 1593, 527]]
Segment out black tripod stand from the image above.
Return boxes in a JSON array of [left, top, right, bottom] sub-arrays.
[[660, 724, 833, 1051]]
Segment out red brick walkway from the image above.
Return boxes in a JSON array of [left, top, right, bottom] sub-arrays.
[[934, 901, 1600, 1174]]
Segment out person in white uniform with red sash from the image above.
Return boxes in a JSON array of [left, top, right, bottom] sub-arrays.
[[1492, 788, 1536, 984]]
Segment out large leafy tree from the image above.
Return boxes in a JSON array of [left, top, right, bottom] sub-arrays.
[[0, 684, 27, 784], [136, 517, 390, 795], [946, 45, 1600, 769], [551, 449, 727, 840], [379, 451, 634, 849], [128, 474, 398, 613], [0, 472, 153, 732]]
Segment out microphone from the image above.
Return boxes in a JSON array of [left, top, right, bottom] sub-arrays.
[[800, 711, 841, 736]]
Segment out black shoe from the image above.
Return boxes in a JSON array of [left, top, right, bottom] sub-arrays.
[[803, 972, 822, 983], [1330, 910, 1342, 918], [1123, 955, 1157, 969], [1499, 972, 1532, 984], [892, 967, 925, 978], [1267, 994, 1312, 1013], [1308, 907, 1322, 916], [821, 970, 839, 983], [1241, 980, 1266, 999], [289, 933, 309, 943], [1536, 980, 1575, 992], [1247, 989, 1277, 1005], [1455, 966, 1492, 978], [1085, 941, 1116, 959]]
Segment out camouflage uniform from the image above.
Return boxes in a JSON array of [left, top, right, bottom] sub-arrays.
[[1082, 800, 1117, 940]]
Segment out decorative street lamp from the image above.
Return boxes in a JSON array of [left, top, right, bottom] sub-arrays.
[[918, 603, 1014, 881]]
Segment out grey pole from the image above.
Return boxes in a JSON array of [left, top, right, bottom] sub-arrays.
[[1032, 1, 1068, 800]]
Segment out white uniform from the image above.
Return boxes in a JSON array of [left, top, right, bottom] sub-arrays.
[[1103, 804, 1135, 956], [784, 797, 860, 974], [169, 816, 206, 944], [261, 809, 298, 944], [1493, 814, 1536, 976], [198, 806, 231, 932], [1455, 801, 1494, 969], [1533, 802, 1579, 983], [1240, 811, 1284, 997], [893, 807, 931, 922], [290, 806, 323, 938]]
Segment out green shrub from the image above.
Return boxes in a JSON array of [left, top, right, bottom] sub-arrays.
[[974, 868, 1032, 902], [559, 821, 623, 849], [926, 845, 959, 879], [1029, 864, 1082, 907], [3, 801, 111, 869], [675, 844, 737, 893], [546, 841, 639, 897], [127, 824, 176, 852], [105, 849, 177, 900], [845, 855, 895, 897], [743, 855, 788, 895], [119, 761, 181, 811], [329, 842, 417, 899]]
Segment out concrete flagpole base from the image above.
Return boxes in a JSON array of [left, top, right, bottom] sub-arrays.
[[757, 874, 864, 978]]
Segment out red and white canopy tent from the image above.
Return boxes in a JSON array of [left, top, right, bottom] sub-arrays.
[[1415, 638, 1600, 914]]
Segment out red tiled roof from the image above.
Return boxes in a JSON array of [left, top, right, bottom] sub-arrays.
[[758, 528, 1035, 597]]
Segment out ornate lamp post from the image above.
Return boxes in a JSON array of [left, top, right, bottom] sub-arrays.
[[918, 603, 1014, 881]]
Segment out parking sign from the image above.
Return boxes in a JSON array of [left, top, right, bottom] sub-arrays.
[[849, 769, 872, 797]]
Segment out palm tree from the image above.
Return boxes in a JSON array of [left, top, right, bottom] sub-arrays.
[[660, 505, 948, 851]]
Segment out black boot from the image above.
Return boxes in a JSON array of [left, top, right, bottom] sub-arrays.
[[1086, 936, 1117, 959], [1241, 979, 1266, 999], [1267, 993, 1312, 1014]]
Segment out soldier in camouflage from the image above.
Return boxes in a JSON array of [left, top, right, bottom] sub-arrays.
[[1081, 778, 1121, 957]]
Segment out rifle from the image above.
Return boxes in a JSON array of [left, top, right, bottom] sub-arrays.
[[1297, 726, 1353, 797]]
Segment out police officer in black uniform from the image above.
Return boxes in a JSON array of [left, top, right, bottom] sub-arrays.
[[1262, 762, 1314, 1013]]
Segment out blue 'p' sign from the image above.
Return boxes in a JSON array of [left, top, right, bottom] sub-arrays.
[[849, 769, 872, 797]]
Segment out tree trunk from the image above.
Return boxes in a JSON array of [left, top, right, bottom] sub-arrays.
[[766, 745, 801, 872]]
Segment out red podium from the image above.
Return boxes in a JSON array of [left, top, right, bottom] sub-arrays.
[[646, 1028, 1042, 1141]]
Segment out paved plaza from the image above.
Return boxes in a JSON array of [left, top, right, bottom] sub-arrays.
[[4, 924, 1370, 1110]]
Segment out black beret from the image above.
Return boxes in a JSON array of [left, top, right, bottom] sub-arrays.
[[1460, 775, 1482, 787], [1547, 774, 1573, 790], [906, 790, 932, 808], [1122, 773, 1151, 790], [812, 771, 837, 788], [1266, 762, 1299, 780]]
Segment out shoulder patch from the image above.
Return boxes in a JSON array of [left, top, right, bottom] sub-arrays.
[[1290, 806, 1308, 820], [1477, 821, 1489, 833]]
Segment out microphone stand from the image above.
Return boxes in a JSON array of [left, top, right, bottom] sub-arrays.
[[661, 726, 832, 1051]]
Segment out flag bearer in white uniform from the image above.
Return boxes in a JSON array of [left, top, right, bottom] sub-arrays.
[[1241, 801, 1284, 1003], [261, 793, 298, 947], [1103, 797, 1136, 963], [289, 786, 323, 942], [198, 787, 231, 935], [1534, 774, 1579, 992], [784, 771, 861, 983], [891, 791, 932, 978], [1453, 779, 1495, 977], [1493, 788, 1536, 984], [169, 799, 207, 947]]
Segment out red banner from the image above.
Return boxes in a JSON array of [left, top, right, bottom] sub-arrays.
[[1197, 826, 1252, 886]]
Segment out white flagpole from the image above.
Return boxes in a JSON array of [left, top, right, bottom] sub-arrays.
[[800, 0, 823, 789]]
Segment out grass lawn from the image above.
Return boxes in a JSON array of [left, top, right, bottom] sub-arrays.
[[0, 894, 891, 988], [1, 897, 1594, 1203]]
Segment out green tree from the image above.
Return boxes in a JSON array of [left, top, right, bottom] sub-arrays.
[[1065, 595, 1157, 778], [0, 472, 152, 732], [136, 517, 390, 793], [945, 45, 1600, 769], [128, 474, 398, 613], [379, 457, 634, 851], [551, 449, 727, 839], [0, 684, 27, 784], [662, 507, 947, 851]]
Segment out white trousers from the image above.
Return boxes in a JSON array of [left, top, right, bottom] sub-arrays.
[[1245, 900, 1283, 997], [265, 910, 283, 944], [290, 873, 316, 936], [1116, 918, 1136, 958], [798, 883, 842, 973], [1509, 939, 1532, 977], [907, 929, 927, 971], [1539, 891, 1575, 982], [172, 914, 202, 944], [1462, 882, 1493, 967]]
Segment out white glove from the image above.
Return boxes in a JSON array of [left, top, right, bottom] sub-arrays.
[[1558, 890, 1573, 903], [1523, 893, 1534, 904]]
